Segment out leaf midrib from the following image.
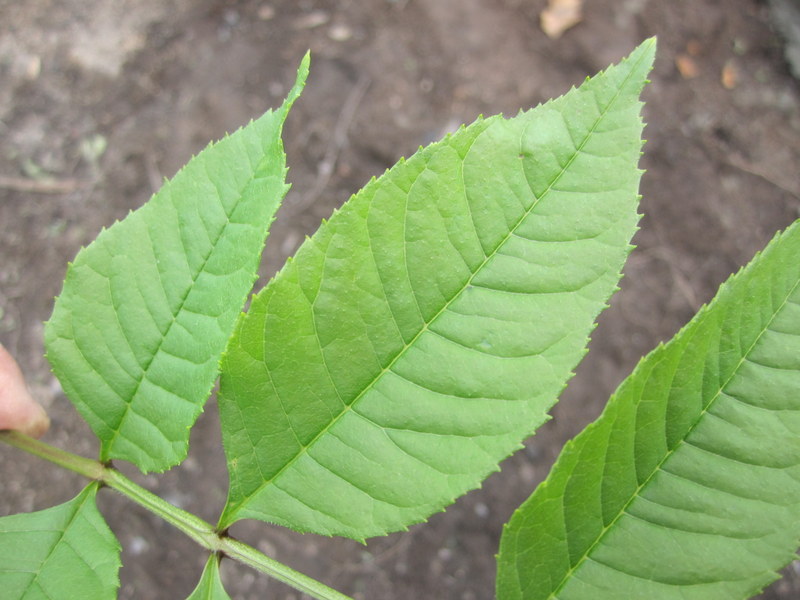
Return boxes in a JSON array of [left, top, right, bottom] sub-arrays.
[[224, 55, 645, 526], [543, 260, 800, 599], [101, 143, 278, 463], [20, 485, 95, 598]]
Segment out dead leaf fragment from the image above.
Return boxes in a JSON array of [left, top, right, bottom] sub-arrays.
[[686, 39, 703, 56], [721, 60, 738, 89], [676, 54, 699, 78], [293, 10, 330, 30], [540, 0, 583, 39]]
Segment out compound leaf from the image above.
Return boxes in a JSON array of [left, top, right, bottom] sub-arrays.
[[44, 56, 309, 472], [218, 40, 655, 538], [0, 483, 120, 600], [496, 219, 800, 599], [185, 555, 231, 600]]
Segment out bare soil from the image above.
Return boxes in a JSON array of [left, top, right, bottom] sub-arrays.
[[1, 1, 799, 598]]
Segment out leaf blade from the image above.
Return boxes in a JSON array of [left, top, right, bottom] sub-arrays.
[[496, 220, 800, 599], [185, 555, 231, 600], [0, 483, 120, 600], [219, 40, 655, 538], [44, 56, 309, 472]]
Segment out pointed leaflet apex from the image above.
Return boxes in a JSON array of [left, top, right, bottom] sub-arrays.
[[45, 56, 308, 473], [217, 41, 654, 538], [185, 555, 232, 600]]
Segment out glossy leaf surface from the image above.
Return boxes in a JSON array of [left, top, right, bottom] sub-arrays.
[[44, 56, 308, 472], [0, 483, 120, 600], [497, 220, 800, 599], [218, 41, 655, 538]]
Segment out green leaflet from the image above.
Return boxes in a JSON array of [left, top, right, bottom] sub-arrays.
[[44, 55, 309, 472], [496, 220, 800, 599], [185, 555, 231, 600], [217, 40, 655, 538], [0, 483, 120, 600]]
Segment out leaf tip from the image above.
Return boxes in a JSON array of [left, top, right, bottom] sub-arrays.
[[629, 36, 657, 74], [284, 51, 311, 110]]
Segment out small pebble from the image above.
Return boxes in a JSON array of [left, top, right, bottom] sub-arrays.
[[268, 81, 285, 97], [329, 23, 353, 42], [474, 502, 489, 518], [258, 4, 275, 20], [25, 56, 41, 80], [129, 536, 149, 556], [223, 9, 239, 26]]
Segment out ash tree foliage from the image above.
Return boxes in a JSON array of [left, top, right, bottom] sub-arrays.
[[1, 38, 800, 600]]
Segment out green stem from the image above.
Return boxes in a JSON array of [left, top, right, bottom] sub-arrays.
[[0, 430, 104, 479], [0, 431, 353, 600], [221, 537, 353, 600], [102, 468, 219, 551]]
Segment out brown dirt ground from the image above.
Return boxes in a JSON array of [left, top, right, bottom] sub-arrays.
[[2, 1, 800, 598]]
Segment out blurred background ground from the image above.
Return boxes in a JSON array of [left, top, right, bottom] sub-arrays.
[[1, 1, 799, 598]]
